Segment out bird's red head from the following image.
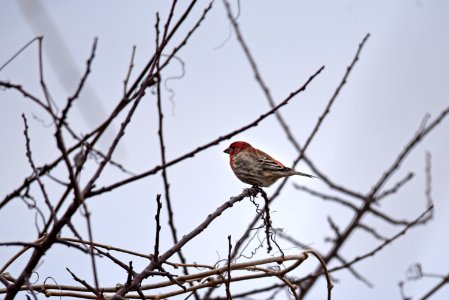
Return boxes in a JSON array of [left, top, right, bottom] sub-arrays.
[[223, 141, 251, 156]]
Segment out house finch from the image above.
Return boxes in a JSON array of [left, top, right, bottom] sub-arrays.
[[223, 141, 316, 187]]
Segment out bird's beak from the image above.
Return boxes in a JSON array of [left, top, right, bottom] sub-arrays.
[[223, 148, 230, 154]]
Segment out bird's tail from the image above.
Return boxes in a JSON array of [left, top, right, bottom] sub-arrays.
[[294, 171, 318, 178]]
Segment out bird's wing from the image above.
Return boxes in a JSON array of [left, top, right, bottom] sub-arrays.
[[259, 159, 288, 171], [254, 149, 289, 171]]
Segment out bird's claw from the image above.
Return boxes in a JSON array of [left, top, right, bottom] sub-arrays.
[[245, 185, 261, 198]]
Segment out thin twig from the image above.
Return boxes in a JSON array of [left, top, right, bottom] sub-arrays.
[[95, 248, 136, 275], [21, 114, 56, 224], [153, 194, 163, 261], [59, 237, 152, 260], [0, 36, 41, 72], [368, 208, 410, 226], [37, 36, 57, 116], [304, 250, 333, 300], [377, 172, 414, 201], [326, 216, 341, 243], [158, 1, 213, 73], [369, 114, 441, 197], [424, 152, 433, 209], [0, 236, 45, 273], [258, 188, 273, 253], [66, 268, 99, 298], [58, 37, 98, 130], [292, 184, 358, 211], [225, 236, 233, 300], [357, 223, 388, 241], [0, 82, 50, 116], [126, 261, 134, 286], [0, 242, 39, 247], [80, 202, 100, 294], [123, 46, 137, 97]]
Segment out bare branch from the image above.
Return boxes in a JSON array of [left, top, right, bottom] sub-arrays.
[[300, 103, 449, 297], [0, 1, 214, 210], [329, 205, 433, 274], [111, 187, 261, 299], [369, 112, 447, 197]]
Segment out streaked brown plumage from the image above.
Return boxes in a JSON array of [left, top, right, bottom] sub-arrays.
[[223, 141, 315, 187]]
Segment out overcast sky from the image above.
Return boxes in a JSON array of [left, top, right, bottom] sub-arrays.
[[1, 1, 449, 299]]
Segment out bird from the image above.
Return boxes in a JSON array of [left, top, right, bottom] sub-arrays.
[[223, 141, 316, 187]]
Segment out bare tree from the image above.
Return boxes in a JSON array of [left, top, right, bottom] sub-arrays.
[[1, 1, 448, 299]]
